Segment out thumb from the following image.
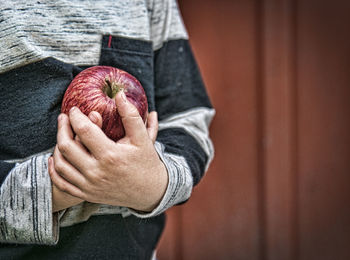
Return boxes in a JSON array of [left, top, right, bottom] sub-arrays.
[[115, 90, 148, 144]]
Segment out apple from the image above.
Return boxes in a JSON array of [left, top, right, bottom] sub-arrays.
[[61, 66, 148, 141]]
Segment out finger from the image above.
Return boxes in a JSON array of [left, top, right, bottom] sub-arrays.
[[53, 145, 87, 188], [74, 111, 102, 151], [88, 111, 103, 129], [69, 107, 115, 158], [48, 157, 85, 199], [74, 135, 83, 148], [74, 133, 89, 152], [57, 113, 94, 172], [115, 90, 149, 145], [58, 113, 74, 139], [147, 111, 158, 143]]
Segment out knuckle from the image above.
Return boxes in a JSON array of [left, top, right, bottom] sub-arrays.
[[85, 182, 95, 194], [126, 105, 141, 118], [58, 140, 71, 154], [57, 182, 68, 193], [89, 173, 99, 184], [75, 122, 90, 135], [54, 159, 64, 173], [102, 150, 117, 164], [86, 169, 100, 184], [77, 191, 88, 201], [99, 173, 109, 185], [129, 107, 139, 117]]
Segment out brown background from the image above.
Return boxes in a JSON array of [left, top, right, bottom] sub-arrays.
[[157, 0, 350, 259]]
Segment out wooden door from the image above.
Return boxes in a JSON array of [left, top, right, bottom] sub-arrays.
[[157, 0, 350, 259]]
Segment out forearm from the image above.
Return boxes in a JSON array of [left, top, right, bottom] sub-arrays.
[[0, 153, 59, 245]]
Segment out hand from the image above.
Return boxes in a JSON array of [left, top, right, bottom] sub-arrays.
[[49, 111, 103, 213], [49, 110, 159, 213], [49, 91, 168, 212]]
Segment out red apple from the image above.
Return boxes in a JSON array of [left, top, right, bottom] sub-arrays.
[[61, 66, 148, 141]]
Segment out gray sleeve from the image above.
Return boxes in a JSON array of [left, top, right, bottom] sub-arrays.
[[128, 108, 215, 219], [0, 152, 59, 245]]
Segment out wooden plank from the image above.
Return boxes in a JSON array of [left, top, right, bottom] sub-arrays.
[[260, 0, 298, 259], [176, 0, 262, 259], [157, 208, 183, 260], [297, 1, 350, 259]]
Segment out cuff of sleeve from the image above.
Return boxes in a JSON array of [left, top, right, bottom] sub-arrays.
[[0, 153, 59, 245], [0, 161, 16, 185], [128, 141, 193, 218]]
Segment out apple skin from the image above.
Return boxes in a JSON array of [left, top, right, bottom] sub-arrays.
[[61, 66, 148, 142]]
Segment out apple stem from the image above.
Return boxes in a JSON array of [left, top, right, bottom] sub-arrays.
[[104, 78, 121, 99]]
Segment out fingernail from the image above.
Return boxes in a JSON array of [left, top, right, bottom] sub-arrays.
[[89, 112, 98, 124], [120, 89, 127, 103], [70, 106, 77, 113], [58, 114, 63, 122]]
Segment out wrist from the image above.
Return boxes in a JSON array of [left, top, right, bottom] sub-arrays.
[[136, 160, 168, 213], [52, 184, 83, 212]]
